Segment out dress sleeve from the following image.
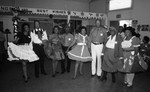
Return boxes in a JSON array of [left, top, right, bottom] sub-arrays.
[[30, 31, 35, 42], [103, 28, 108, 44], [75, 34, 78, 39], [132, 37, 140, 47]]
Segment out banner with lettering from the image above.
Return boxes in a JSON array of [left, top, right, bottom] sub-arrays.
[[0, 6, 107, 20]]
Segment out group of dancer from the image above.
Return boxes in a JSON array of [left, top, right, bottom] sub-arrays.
[[8, 20, 48, 82], [7, 19, 149, 88]]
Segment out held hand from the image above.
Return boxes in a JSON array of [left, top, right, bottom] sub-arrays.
[[65, 48, 69, 54], [119, 57, 124, 62]]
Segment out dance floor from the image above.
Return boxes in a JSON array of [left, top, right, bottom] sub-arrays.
[[0, 58, 150, 92]]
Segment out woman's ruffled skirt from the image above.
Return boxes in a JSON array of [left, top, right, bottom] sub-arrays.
[[68, 45, 92, 62], [7, 42, 39, 62]]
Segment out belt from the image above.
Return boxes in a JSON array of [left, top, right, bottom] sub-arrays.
[[33, 43, 43, 46], [123, 49, 134, 52], [92, 42, 103, 45], [77, 43, 86, 45]]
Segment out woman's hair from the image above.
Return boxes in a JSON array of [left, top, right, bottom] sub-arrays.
[[109, 26, 117, 33], [143, 36, 150, 43], [95, 19, 101, 24], [34, 20, 40, 28], [52, 26, 60, 34], [78, 26, 87, 33], [125, 27, 136, 36], [21, 23, 30, 33]]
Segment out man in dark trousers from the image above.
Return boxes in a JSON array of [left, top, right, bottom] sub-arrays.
[[30, 20, 48, 78], [61, 26, 74, 73]]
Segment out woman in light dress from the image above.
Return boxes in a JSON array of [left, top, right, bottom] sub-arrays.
[[8, 23, 39, 82], [47, 26, 64, 77], [67, 26, 92, 79]]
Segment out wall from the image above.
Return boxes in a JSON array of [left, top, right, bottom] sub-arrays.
[[108, 0, 150, 23], [89, 0, 108, 25], [89, 0, 108, 13], [108, 0, 150, 39], [0, 0, 89, 12]]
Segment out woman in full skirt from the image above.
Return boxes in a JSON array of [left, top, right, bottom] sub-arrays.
[[67, 26, 92, 79], [7, 23, 39, 82]]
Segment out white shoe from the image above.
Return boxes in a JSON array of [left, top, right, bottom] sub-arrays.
[[127, 83, 132, 87], [124, 81, 128, 85]]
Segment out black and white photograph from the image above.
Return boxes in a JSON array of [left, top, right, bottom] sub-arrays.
[[141, 25, 149, 31], [0, 0, 150, 92]]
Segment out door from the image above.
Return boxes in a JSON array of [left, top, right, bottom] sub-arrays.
[[109, 21, 119, 30]]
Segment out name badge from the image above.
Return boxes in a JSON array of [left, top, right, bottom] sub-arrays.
[[100, 33, 103, 36]]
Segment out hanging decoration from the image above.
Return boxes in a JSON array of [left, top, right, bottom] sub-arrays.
[[67, 11, 71, 27], [0, 6, 107, 19], [11, 7, 21, 40]]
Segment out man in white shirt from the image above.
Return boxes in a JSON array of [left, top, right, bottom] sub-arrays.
[[30, 20, 48, 78], [89, 19, 107, 78]]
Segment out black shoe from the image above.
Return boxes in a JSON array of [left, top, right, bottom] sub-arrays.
[[100, 77, 107, 81], [23, 75, 30, 79], [56, 71, 59, 74], [61, 71, 65, 74], [91, 75, 95, 78], [23, 75, 29, 83], [42, 72, 47, 75], [100, 71, 107, 81], [112, 79, 116, 83], [24, 79, 28, 83], [67, 70, 70, 73], [52, 74, 55, 78], [79, 72, 83, 76], [97, 76, 101, 79], [35, 75, 39, 78], [72, 77, 76, 80]]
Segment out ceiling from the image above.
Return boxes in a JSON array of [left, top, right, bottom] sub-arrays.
[[66, 0, 97, 3]]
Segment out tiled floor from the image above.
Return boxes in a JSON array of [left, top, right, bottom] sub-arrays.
[[0, 58, 150, 92]]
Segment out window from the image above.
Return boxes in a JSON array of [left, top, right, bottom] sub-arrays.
[[119, 20, 132, 27], [109, 0, 132, 11]]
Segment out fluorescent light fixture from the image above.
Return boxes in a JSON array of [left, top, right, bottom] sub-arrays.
[[109, 0, 132, 11]]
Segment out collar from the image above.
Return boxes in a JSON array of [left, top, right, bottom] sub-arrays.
[[79, 33, 87, 37], [35, 28, 42, 31]]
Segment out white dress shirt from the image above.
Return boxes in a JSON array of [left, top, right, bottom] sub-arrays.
[[30, 28, 48, 44]]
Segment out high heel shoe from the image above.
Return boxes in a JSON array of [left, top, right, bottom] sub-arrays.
[[23, 75, 29, 83], [72, 76, 76, 80], [52, 74, 56, 78], [23, 75, 30, 79], [24, 79, 28, 83], [79, 72, 83, 76]]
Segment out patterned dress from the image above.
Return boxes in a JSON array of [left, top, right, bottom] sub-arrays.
[[46, 34, 64, 60], [7, 33, 39, 62], [139, 43, 150, 64], [67, 33, 92, 62], [120, 36, 140, 72]]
